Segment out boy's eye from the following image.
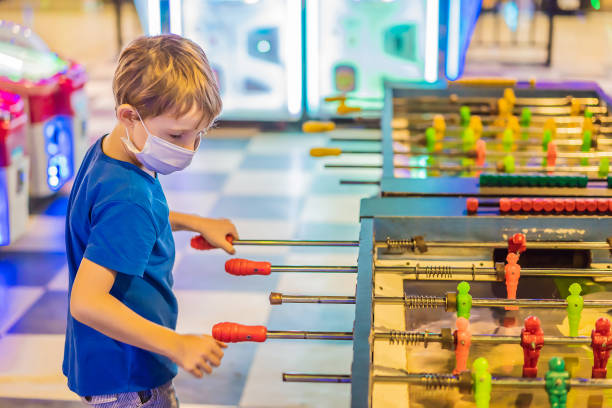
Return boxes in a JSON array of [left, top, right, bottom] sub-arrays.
[[169, 134, 182, 139]]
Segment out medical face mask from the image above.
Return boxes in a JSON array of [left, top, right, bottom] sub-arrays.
[[121, 111, 202, 175]]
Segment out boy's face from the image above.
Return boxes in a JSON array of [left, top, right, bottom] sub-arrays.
[[130, 104, 205, 152]]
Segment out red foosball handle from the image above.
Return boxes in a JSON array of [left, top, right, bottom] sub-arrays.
[[225, 259, 271, 276], [212, 322, 267, 343], [191, 234, 234, 250]]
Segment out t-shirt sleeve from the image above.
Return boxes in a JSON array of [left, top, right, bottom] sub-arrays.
[[84, 201, 157, 277]]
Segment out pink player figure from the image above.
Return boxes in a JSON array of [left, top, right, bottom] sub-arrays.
[[453, 317, 472, 375], [505, 253, 521, 311], [591, 317, 612, 379], [521, 316, 544, 378]]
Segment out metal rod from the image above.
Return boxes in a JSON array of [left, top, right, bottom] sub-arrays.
[[282, 374, 351, 383], [373, 331, 590, 346], [284, 373, 612, 389], [267, 331, 353, 340], [219, 238, 611, 251], [265, 264, 612, 278], [270, 266, 358, 273], [228, 239, 359, 247], [271, 293, 612, 309], [471, 298, 612, 309]]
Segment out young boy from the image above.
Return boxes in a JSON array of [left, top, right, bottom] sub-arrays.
[[64, 34, 238, 406]]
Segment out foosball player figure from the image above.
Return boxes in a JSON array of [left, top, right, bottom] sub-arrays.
[[566, 283, 584, 337], [453, 317, 471, 374], [545, 357, 570, 408], [472, 357, 492, 408], [591, 317, 612, 379], [457, 281, 472, 320], [520, 315, 544, 378]]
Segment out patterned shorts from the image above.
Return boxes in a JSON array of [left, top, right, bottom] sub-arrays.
[[81, 381, 179, 408]]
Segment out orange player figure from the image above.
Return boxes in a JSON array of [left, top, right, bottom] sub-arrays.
[[591, 317, 612, 379], [521, 316, 544, 377], [453, 317, 472, 375], [505, 253, 521, 311]]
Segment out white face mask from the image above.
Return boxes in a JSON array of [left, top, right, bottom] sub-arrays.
[[121, 111, 202, 175]]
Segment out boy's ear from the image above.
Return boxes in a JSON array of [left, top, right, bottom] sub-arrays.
[[116, 104, 137, 128]]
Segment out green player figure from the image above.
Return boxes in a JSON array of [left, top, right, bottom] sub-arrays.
[[472, 357, 492, 408], [566, 283, 584, 337], [545, 357, 570, 408], [457, 281, 472, 320]]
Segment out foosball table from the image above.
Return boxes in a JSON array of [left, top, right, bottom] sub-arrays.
[[190, 80, 612, 407], [310, 80, 612, 199], [191, 195, 612, 407]]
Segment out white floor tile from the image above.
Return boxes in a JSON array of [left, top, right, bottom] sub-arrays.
[[300, 195, 363, 224], [239, 341, 352, 408], [9, 217, 66, 252], [174, 290, 272, 334], [164, 191, 220, 217], [222, 171, 312, 197], [191, 150, 246, 173], [0, 334, 76, 400], [47, 265, 69, 291]]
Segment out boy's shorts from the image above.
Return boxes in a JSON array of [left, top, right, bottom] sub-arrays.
[[80, 381, 178, 407]]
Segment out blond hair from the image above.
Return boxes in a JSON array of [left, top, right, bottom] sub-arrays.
[[113, 34, 222, 129]]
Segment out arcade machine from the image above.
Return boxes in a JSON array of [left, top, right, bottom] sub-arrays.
[[0, 23, 88, 197], [0, 90, 29, 246], [134, 0, 302, 121], [306, 0, 481, 117]]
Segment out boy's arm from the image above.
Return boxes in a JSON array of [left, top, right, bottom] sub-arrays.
[[169, 211, 238, 254], [70, 257, 227, 378]]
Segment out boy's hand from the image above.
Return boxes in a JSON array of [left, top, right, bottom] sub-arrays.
[[196, 218, 239, 254], [171, 334, 228, 378]]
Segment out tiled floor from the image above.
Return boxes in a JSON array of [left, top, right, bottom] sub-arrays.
[[0, 103, 379, 407]]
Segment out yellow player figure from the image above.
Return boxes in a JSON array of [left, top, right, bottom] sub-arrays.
[[566, 283, 583, 337], [472, 357, 492, 408], [457, 281, 472, 319]]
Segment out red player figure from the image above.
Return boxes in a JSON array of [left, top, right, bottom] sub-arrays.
[[508, 233, 527, 254], [453, 317, 472, 375], [505, 253, 521, 311], [591, 317, 612, 379], [521, 316, 544, 378]]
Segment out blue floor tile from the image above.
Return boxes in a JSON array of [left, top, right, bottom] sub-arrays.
[[174, 342, 257, 405], [0, 252, 66, 286], [173, 252, 282, 292], [201, 138, 251, 150], [208, 196, 304, 220], [160, 172, 228, 192], [8, 290, 68, 334], [240, 153, 316, 171]]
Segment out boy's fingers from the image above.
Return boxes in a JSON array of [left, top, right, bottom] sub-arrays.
[[210, 345, 225, 359], [207, 354, 221, 367], [216, 340, 228, 349], [230, 225, 239, 240], [221, 241, 235, 255], [198, 360, 213, 374], [190, 367, 203, 378]]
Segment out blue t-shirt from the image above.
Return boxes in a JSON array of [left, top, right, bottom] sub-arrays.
[[63, 136, 178, 396]]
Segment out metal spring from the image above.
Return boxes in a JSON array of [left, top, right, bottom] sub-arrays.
[[418, 265, 453, 279], [404, 295, 444, 309], [386, 238, 416, 252], [388, 330, 427, 346], [419, 374, 457, 390]]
